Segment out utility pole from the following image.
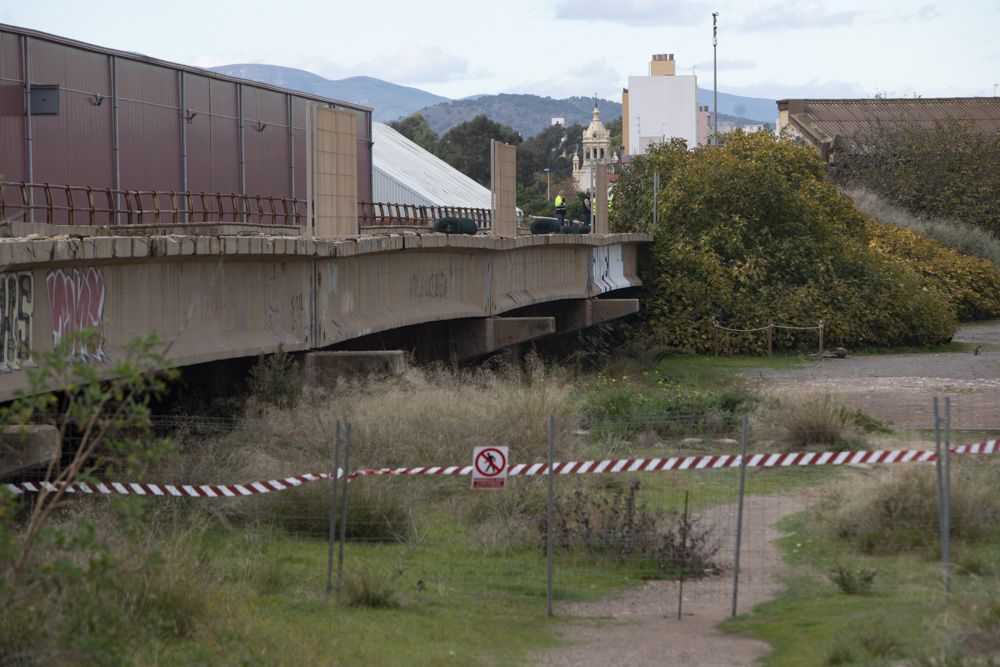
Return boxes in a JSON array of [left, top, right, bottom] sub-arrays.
[[713, 12, 719, 144]]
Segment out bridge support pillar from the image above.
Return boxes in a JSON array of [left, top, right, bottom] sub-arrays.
[[1, 425, 59, 478], [554, 298, 640, 334], [304, 350, 407, 387], [451, 317, 555, 360]]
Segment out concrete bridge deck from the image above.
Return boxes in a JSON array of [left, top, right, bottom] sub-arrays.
[[0, 227, 650, 400]]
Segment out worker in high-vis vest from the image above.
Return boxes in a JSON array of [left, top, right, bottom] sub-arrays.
[[554, 191, 567, 226]]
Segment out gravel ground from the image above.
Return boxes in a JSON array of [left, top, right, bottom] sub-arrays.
[[530, 322, 1000, 666], [529, 494, 813, 667], [747, 322, 1000, 429]]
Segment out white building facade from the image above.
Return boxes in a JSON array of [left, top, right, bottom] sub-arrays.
[[623, 54, 702, 155]]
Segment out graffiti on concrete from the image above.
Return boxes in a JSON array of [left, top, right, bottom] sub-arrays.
[[0, 272, 34, 373], [409, 272, 448, 300], [47, 267, 109, 362]]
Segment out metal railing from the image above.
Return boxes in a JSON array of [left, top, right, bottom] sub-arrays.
[[358, 201, 491, 231], [0, 181, 306, 226]]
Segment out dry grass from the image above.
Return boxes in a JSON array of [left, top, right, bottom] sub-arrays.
[[205, 357, 580, 476], [846, 188, 1000, 267], [163, 358, 581, 541], [812, 461, 1000, 555], [765, 394, 867, 452]]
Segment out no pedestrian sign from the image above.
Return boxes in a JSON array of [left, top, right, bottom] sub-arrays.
[[472, 446, 508, 490]]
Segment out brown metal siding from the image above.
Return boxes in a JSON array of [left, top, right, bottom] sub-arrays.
[[243, 86, 289, 197], [117, 58, 181, 191], [209, 78, 239, 196], [0, 33, 25, 184], [28, 39, 114, 190], [1, 24, 374, 226]]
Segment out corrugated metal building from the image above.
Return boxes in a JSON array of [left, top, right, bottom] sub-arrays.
[[371, 122, 491, 209], [0, 23, 372, 220]]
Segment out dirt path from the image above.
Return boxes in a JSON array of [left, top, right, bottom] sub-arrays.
[[748, 322, 1000, 429], [530, 494, 810, 667]]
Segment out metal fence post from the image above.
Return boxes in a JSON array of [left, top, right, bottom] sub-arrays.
[[933, 398, 948, 594], [337, 420, 352, 594], [677, 490, 690, 620], [326, 420, 341, 598], [546, 414, 555, 618], [942, 398, 951, 594], [731, 415, 749, 618]]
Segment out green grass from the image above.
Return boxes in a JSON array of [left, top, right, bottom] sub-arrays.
[[722, 512, 1000, 666]]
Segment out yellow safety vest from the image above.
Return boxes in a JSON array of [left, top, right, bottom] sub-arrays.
[[554, 195, 565, 208]]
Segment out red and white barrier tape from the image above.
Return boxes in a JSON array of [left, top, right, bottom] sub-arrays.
[[5, 440, 997, 497], [5, 472, 340, 497]]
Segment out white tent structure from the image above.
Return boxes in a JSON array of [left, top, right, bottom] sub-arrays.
[[371, 122, 492, 209]]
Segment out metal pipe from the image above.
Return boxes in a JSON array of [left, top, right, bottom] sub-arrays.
[[180, 70, 188, 221], [111, 55, 121, 224], [731, 414, 749, 617], [287, 94, 295, 224], [712, 12, 719, 144], [238, 83, 246, 222], [22, 36, 33, 220]]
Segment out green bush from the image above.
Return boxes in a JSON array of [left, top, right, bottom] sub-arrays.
[[846, 188, 1000, 268], [248, 346, 303, 409], [611, 131, 964, 352], [578, 373, 756, 438], [833, 120, 1000, 235]]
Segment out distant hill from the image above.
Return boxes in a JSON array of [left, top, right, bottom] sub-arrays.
[[209, 64, 448, 122], [413, 94, 770, 139], [209, 63, 776, 136], [413, 94, 621, 138], [697, 89, 775, 124]]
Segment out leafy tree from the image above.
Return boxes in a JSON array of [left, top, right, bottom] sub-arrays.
[[388, 113, 439, 153], [435, 114, 522, 186], [610, 131, 997, 352], [832, 120, 1000, 235], [1, 331, 175, 579]]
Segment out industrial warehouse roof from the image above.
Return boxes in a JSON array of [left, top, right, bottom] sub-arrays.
[[778, 97, 1000, 153], [372, 123, 491, 209]]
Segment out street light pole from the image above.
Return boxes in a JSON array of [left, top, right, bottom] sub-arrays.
[[713, 11, 719, 144], [544, 167, 550, 201]]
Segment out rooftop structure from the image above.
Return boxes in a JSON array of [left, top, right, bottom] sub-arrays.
[[371, 122, 490, 209], [777, 97, 1000, 159]]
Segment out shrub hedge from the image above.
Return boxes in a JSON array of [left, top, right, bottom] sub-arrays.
[[610, 131, 998, 352]]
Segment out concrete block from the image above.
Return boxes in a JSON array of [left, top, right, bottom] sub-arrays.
[[113, 237, 132, 258], [304, 350, 407, 387], [95, 237, 114, 259], [451, 316, 555, 360], [195, 236, 211, 255], [0, 425, 59, 477]]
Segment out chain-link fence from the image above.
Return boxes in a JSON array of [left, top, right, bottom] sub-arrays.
[[7, 399, 995, 630]]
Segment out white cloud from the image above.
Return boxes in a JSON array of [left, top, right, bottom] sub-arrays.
[[552, 0, 706, 26], [351, 46, 476, 85], [694, 58, 755, 71], [191, 45, 479, 86], [191, 51, 345, 79], [900, 3, 941, 21], [725, 78, 868, 99], [739, 1, 863, 31], [510, 60, 624, 100]]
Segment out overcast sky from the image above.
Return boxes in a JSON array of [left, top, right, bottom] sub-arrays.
[[3, 0, 998, 102]]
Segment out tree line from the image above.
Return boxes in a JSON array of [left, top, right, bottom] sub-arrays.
[[389, 112, 621, 216]]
